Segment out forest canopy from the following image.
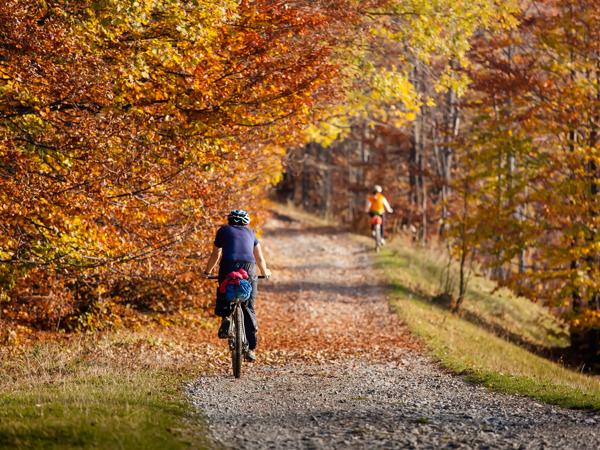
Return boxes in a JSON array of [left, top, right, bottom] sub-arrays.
[[2, 0, 597, 362], [1, 0, 353, 332], [278, 0, 599, 358]]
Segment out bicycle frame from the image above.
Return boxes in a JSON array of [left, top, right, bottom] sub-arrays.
[[208, 275, 267, 378]]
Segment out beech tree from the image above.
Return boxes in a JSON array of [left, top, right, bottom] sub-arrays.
[[0, 0, 353, 331], [452, 0, 599, 350]]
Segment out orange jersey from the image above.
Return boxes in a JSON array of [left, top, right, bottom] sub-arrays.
[[368, 193, 386, 214]]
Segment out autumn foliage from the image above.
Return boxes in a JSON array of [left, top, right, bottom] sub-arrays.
[[453, 0, 599, 352], [0, 0, 355, 336], [280, 0, 599, 360], [1, 0, 598, 364]]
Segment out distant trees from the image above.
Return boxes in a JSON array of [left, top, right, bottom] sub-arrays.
[[282, 0, 599, 359], [455, 0, 599, 357], [285, 0, 518, 234]]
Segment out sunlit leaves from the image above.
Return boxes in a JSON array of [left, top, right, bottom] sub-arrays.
[[0, 0, 348, 331], [309, 0, 520, 146], [453, 0, 600, 331]]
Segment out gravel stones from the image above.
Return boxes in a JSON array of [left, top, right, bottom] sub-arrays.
[[188, 211, 600, 449], [188, 356, 600, 449]]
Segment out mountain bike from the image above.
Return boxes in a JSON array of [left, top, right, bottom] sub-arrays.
[[208, 275, 267, 379], [370, 214, 383, 252]]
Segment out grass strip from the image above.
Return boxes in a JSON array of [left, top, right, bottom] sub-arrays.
[[0, 331, 214, 449], [380, 244, 600, 410], [0, 372, 197, 449]]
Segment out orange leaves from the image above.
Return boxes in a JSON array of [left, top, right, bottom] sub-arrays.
[[455, 0, 600, 334], [0, 0, 360, 334]]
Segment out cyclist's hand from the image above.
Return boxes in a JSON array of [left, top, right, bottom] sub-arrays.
[[262, 268, 272, 279], [203, 271, 212, 279]]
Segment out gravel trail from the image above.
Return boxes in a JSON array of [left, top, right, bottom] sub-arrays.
[[189, 210, 600, 449]]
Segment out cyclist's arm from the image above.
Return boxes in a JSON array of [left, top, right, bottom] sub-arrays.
[[365, 198, 371, 213], [383, 197, 393, 213], [204, 245, 222, 274], [253, 243, 272, 278]]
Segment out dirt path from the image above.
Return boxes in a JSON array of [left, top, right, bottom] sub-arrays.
[[188, 209, 600, 449]]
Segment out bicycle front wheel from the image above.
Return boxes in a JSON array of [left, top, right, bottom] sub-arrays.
[[232, 304, 243, 379]]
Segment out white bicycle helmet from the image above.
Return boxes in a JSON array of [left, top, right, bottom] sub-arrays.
[[374, 185, 383, 193], [227, 209, 251, 225]]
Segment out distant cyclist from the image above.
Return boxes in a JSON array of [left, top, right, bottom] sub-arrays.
[[204, 209, 272, 362], [366, 185, 393, 242]]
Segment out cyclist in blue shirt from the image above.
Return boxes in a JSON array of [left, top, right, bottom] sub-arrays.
[[204, 210, 271, 362]]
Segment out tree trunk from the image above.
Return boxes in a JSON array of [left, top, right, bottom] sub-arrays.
[[454, 168, 470, 313]]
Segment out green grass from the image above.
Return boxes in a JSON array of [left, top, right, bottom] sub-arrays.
[[379, 244, 569, 350], [0, 332, 213, 449], [0, 372, 190, 449], [380, 241, 600, 410]]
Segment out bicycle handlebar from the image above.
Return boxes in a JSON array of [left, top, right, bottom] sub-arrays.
[[206, 275, 269, 280]]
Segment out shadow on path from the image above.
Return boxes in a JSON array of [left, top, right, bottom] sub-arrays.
[[262, 281, 390, 301], [264, 224, 348, 238]]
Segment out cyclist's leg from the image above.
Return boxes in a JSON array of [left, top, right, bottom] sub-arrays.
[[214, 289, 229, 317], [368, 211, 376, 233], [244, 303, 257, 350]]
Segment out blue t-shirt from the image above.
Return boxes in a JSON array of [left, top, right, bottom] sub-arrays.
[[214, 225, 259, 263]]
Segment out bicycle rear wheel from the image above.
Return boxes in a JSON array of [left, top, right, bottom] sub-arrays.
[[232, 304, 243, 378]]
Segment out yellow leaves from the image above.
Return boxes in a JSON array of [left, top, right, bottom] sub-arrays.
[[571, 309, 600, 332], [302, 0, 521, 151], [306, 65, 420, 146], [371, 67, 418, 106], [305, 113, 350, 148]]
